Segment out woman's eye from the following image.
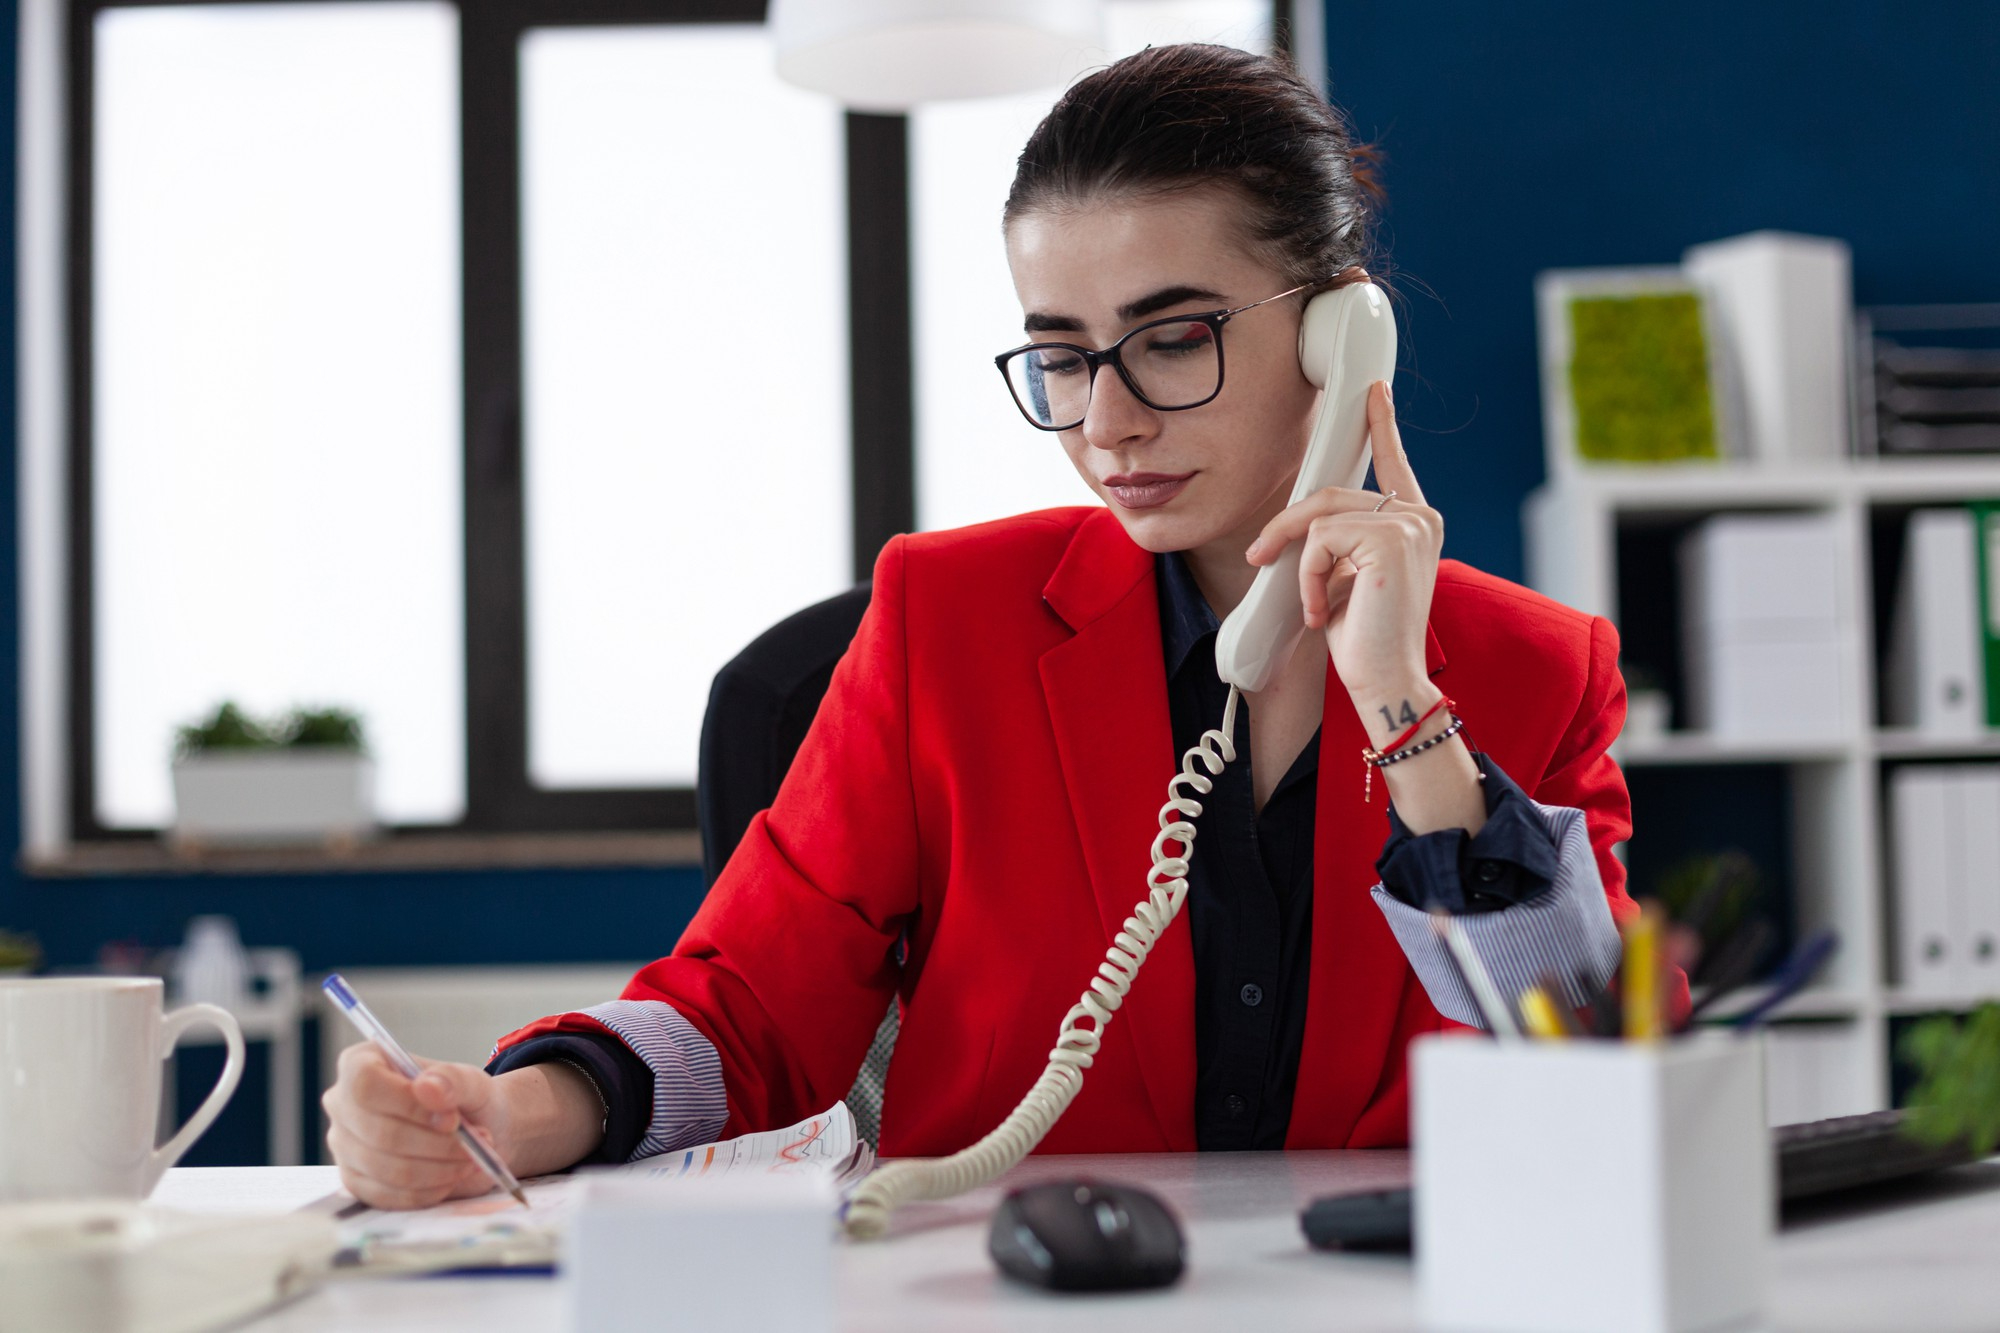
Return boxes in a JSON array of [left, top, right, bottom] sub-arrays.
[[1143, 325, 1213, 356], [1032, 350, 1086, 376]]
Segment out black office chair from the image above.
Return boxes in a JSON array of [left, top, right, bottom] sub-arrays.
[[695, 583, 899, 1144]]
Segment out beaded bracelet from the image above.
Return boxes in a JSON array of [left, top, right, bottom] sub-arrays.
[[1360, 714, 1467, 803]]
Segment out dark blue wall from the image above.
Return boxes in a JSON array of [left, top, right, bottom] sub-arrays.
[[1328, 0, 2000, 579]]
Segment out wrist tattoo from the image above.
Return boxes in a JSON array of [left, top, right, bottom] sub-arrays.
[[1376, 699, 1420, 736]]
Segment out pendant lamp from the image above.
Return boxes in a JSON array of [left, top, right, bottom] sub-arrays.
[[769, 0, 1105, 112]]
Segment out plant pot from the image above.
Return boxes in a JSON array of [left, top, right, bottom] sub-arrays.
[[170, 750, 377, 848]]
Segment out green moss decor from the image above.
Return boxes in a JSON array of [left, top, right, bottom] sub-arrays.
[[1567, 292, 1721, 463]]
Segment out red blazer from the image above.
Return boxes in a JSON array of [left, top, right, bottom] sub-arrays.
[[502, 506, 1641, 1156]]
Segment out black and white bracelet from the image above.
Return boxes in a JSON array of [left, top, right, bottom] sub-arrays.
[[1361, 713, 1469, 802], [1370, 714, 1467, 768]]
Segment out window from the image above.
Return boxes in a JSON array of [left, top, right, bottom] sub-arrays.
[[62, 0, 1279, 843], [87, 2, 465, 829], [68, 0, 894, 841]]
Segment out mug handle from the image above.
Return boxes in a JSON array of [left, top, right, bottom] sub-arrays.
[[145, 1002, 247, 1193]]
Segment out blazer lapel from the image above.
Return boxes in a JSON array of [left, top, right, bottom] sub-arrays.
[[1038, 510, 1197, 1151], [1290, 629, 1448, 1146]]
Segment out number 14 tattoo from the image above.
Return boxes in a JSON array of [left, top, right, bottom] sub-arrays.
[[1377, 700, 1420, 732]]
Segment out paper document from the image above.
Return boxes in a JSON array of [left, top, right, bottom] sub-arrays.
[[336, 1102, 870, 1274], [611, 1100, 873, 1187]]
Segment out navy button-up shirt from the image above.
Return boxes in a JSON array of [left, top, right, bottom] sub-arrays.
[[1155, 551, 1561, 1150]]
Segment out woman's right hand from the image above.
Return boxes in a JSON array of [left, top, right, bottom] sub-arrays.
[[322, 1043, 519, 1210]]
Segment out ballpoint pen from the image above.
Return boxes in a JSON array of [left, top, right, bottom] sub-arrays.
[[1732, 929, 1839, 1032], [322, 973, 529, 1208]]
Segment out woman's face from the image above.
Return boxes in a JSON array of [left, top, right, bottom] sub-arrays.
[[1004, 188, 1321, 558]]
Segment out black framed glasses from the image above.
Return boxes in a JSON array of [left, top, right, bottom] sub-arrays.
[[994, 283, 1312, 431]]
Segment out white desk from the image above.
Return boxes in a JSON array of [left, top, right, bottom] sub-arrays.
[[157, 1152, 2000, 1332]]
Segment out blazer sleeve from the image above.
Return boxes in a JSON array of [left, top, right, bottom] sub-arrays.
[[606, 537, 921, 1136], [1534, 616, 1633, 920], [1531, 614, 1691, 1022]]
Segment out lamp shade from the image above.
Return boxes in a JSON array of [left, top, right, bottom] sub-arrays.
[[770, 0, 1104, 112]]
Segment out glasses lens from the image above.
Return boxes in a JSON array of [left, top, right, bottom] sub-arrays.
[[1004, 344, 1092, 428], [1122, 319, 1219, 410]]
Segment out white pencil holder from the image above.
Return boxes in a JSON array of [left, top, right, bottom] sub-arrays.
[[1414, 1031, 1771, 1333]]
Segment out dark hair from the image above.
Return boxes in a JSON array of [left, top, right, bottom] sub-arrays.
[[1004, 44, 1383, 292]]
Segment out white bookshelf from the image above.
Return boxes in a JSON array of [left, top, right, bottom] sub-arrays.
[[1525, 454, 2000, 1122]]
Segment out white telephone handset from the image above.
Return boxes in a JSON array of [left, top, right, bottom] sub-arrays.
[[1215, 281, 1400, 692], [844, 282, 1399, 1239]]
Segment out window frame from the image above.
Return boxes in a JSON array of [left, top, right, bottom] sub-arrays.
[[62, 0, 916, 842]]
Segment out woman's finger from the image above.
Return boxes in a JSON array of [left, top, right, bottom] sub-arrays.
[[1247, 484, 1414, 564], [1364, 381, 1427, 508], [336, 1154, 467, 1212], [338, 1054, 442, 1127], [328, 1124, 471, 1199], [1298, 515, 1368, 628], [336, 1104, 474, 1164]]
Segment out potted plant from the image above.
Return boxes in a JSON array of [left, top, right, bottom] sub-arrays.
[[170, 702, 377, 849], [1901, 1003, 2000, 1156]]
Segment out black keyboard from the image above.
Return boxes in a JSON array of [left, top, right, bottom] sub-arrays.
[[1301, 1109, 1985, 1252], [1775, 1108, 1982, 1201]]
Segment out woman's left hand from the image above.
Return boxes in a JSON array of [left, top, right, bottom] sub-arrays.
[[1243, 381, 1442, 725]]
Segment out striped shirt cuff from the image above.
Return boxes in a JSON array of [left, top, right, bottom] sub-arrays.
[[1371, 800, 1621, 1028], [575, 999, 729, 1160]]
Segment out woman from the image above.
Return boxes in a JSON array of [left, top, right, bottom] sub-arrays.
[[325, 43, 1664, 1209]]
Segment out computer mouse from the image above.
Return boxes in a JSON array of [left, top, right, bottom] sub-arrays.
[[987, 1178, 1186, 1292]]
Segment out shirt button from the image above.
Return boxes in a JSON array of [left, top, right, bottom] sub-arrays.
[[1239, 983, 1264, 1008], [1476, 860, 1503, 883], [1224, 1094, 1247, 1117]]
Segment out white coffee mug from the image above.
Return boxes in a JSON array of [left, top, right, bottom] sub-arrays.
[[0, 977, 245, 1201]]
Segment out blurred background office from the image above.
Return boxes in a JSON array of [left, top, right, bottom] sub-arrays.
[[0, 0, 1995, 1165]]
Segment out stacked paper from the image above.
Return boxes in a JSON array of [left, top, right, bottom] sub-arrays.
[[1679, 512, 1851, 741], [0, 1203, 334, 1333]]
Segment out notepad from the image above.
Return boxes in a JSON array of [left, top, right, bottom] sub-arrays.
[[336, 1101, 871, 1274]]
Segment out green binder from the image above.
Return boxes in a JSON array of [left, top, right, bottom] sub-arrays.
[[1971, 501, 2000, 727]]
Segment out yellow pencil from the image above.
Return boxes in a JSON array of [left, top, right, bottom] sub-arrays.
[[1623, 902, 1663, 1042], [1517, 985, 1569, 1040]]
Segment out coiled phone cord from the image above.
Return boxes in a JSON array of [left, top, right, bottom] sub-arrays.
[[842, 685, 1242, 1240]]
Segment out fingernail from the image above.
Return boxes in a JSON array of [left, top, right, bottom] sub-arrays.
[[430, 1113, 450, 1130], [1244, 539, 1262, 561], [1384, 381, 1394, 404]]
